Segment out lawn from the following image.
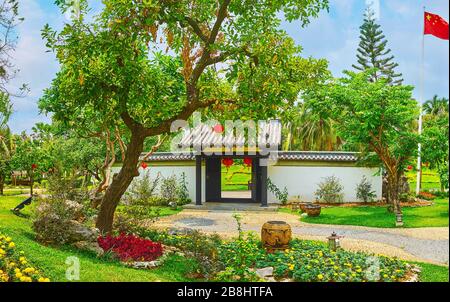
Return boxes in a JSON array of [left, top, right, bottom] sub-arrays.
[[0, 196, 197, 282], [406, 167, 443, 192], [221, 163, 252, 191], [281, 198, 449, 228]]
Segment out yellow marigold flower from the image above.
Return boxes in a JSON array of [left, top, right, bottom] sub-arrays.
[[8, 242, 15, 248], [356, 268, 362, 273], [317, 274, 324, 280], [284, 249, 290, 253], [8, 262, 16, 267], [14, 268, 21, 273], [0, 248, 5, 254], [19, 257, 26, 262], [21, 260, 27, 265], [24, 267, 35, 274], [333, 266, 339, 270], [5, 237, 12, 242], [16, 272, 23, 278], [383, 274, 388, 278]]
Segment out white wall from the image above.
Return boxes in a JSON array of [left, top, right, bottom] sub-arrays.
[[267, 165, 382, 203]]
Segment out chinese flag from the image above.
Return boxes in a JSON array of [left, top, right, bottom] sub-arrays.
[[424, 12, 449, 40]]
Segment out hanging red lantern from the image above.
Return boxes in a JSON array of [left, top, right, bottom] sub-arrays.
[[31, 164, 37, 170], [222, 158, 234, 169], [141, 162, 148, 169], [213, 124, 224, 133], [407, 165, 413, 171], [244, 157, 252, 167]]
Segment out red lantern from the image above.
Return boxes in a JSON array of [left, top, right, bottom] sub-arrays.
[[407, 165, 413, 171], [141, 162, 148, 169], [243, 157, 252, 168], [31, 164, 37, 170], [222, 158, 234, 169], [213, 124, 224, 133]]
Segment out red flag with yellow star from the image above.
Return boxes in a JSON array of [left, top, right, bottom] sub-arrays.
[[424, 12, 449, 40]]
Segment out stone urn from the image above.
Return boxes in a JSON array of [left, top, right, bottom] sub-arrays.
[[261, 221, 292, 252], [305, 204, 321, 217], [299, 202, 310, 213]]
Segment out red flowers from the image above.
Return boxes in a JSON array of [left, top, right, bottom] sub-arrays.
[[31, 164, 38, 170], [407, 165, 413, 171], [222, 158, 234, 168], [98, 234, 163, 262], [141, 162, 148, 169]]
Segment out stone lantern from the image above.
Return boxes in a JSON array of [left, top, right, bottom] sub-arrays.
[[327, 232, 343, 251]]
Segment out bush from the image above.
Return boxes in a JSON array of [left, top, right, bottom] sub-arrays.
[[32, 174, 89, 245], [315, 176, 344, 203], [160, 175, 178, 203], [0, 232, 50, 282], [356, 176, 376, 203], [176, 172, 192, 206], [123, 171, 160, 206], [97, 233, 163, 262], [417, 191, 436, 200]]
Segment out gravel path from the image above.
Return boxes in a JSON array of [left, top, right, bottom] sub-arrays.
[[154, 209, 449, 265]]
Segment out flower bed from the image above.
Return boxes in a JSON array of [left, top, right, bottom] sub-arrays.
[[131, 228, 412, 282], [98, 233, 163, 262], [217, 234, 410, 282], [0, 232, 50, 282]]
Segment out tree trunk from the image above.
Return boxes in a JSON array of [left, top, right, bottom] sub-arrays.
[[387, 171, 402, 215], [96, 130, 145, 233], [0, 174, 4, 195]]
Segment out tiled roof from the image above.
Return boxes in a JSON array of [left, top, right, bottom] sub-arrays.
[[140, 151, 359, 162], [177, 120, 282, 149], [277, 151, 358, 162]]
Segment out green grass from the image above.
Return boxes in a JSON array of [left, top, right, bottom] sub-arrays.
[[0, 196, 197, 282], [281, 198, 449, 228], [406, 168, 442, 192], [221, 164, 252, 191], [413, 262, 449, 282]]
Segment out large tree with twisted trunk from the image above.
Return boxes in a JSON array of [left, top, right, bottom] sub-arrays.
[[39, 0, 329, 233]]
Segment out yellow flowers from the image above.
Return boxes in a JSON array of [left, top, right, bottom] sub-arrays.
[[0, 232, 50, 283], [317, 274, 324, 280], [288, 264, 295, 271]]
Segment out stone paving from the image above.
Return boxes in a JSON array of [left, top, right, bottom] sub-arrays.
[[153, 206, 449, 266]]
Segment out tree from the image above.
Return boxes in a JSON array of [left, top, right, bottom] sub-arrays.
[[0, 92, 13, 194], [423, 95, 449, 116], [352, 7, 403, 85], [10, 133, 52, 195], [282, 101, 342, 151], [421, 110, 449, 191], [306, 70, 418, 223], [40, 0, 330, 233]]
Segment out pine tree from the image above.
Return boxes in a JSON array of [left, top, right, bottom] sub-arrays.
[[353, 7, 403, 85]]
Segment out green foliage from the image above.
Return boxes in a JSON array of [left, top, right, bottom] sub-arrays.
[[267, 178, 289, 205], [356, 176, 376, 203], [315, 175, 344, 203], [421, 110, 449, 191], [352, 7, 402, 85], [176, 172, 192, 205], [423, 95, 449, 116], [0, 196, 198, 282], [160, 174, 178, 202]]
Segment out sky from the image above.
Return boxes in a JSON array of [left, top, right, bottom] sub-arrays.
[[6, 0, 450, 134]]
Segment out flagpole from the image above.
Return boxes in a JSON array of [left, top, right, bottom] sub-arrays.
[[416, 6, 425, 195]]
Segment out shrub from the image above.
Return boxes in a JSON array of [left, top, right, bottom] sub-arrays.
[[160, 174, 178, 203], [176, 172, 192, 206], [97, 233, 163, 262], [356, 176, 376, 203], [32, 174, 88, 245], [0, 232, 50, 282], [267, 178, 289, 205], [123, 171, 160, 206], [315, 176, 344, 203]]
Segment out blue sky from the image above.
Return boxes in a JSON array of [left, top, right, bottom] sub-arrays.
[[6, 0, 449, 134]]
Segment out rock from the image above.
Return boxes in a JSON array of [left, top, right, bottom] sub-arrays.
[[168, 227, 195, 236], [73, 241, 104, 256], [279, 278, 294, 282], [66, 220, 99, 243], [255, 267, 274, 279], [265, 277, 277, 282], [130, 261, 161, 269]]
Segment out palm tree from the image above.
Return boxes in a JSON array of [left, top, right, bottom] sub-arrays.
[[283, 102, 342, 151], [423, 95, 449, 116]]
